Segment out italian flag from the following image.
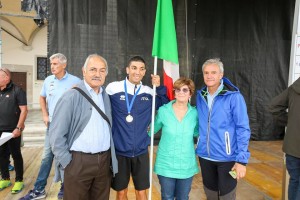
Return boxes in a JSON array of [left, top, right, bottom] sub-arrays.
[[152, 0, 179, 100]]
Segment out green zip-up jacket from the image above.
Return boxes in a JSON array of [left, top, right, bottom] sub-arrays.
[[151, 100, 199, 179], [269, 77, 300, 158]]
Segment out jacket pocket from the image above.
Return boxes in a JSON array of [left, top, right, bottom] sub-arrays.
[[225, 131, 231, 155]]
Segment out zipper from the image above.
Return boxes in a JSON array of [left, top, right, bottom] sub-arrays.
[[206, 98, 215, 158], [225, 131, 231, 155], [132, 119, 135, 157], [202, 88, 225, 158]]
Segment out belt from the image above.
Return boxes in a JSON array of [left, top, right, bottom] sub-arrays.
[[72, 149, 110, 155]]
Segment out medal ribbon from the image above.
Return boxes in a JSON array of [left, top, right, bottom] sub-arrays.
[[124, 80, 141, 115]]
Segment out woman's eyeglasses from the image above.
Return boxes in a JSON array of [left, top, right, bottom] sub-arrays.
[[174, 88, 190, 93]]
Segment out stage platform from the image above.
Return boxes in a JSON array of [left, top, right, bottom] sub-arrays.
[[0, 141, 284, 200]]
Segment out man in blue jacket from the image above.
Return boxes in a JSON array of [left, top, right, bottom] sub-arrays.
[[106, 56, 169, 200], [195, 58, 251, 200]]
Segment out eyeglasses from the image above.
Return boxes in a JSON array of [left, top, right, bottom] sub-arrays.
[[174, 88, 190, 93], [0, 68, 8, 76]]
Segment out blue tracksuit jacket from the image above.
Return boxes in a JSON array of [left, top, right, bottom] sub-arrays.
[[106, 78, 169, 157]]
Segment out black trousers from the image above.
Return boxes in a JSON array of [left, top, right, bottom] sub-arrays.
[[0, 131, 23, 181], [199, 157, 236, 196]]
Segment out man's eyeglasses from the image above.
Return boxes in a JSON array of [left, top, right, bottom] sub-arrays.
[[174, 88, 190, 93], [0, 68, 8, 76]]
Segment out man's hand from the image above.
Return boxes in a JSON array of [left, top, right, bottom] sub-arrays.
[[231, 163, 246, 180], [12, 128, 22, 138], [39, 96, 49, 127], [151, 74, 161, 87], [43, 115, 49, 127]]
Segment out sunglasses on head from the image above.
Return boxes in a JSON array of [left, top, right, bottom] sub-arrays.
[[0, 68, 8, 76]]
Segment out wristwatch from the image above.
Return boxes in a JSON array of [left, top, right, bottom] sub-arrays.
[[15, 127, 24, 131]]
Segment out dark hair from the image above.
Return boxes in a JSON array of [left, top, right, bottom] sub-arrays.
[[173, 77, 195, 96], [127, 56, 146, 68]]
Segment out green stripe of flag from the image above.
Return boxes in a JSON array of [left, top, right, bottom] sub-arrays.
[[152, 0, 178, 64]]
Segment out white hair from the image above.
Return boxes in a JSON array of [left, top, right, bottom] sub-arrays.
[[202, 58, 224, 73], [50, 53, 67, 64], [83, 54, 108, 74]]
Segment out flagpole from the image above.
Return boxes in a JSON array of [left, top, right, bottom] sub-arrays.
[[149, 56, 158, 200]]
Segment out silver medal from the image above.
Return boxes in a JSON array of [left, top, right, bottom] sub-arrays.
[[126, 114, 133, 123]]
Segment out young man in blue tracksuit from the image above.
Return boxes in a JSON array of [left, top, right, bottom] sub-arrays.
[[195, 58, 251, 200], [106, 56, 169, 200]]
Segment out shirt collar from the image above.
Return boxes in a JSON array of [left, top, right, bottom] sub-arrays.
[[54, 71, 68, 80], [0, 81, 13, 92], [125, 77, 142, 88]]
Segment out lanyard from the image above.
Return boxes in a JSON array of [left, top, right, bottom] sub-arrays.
[[124, 80, 141, 115]]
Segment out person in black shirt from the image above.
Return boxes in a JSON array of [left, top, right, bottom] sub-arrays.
[[0, 68, 28, 194]]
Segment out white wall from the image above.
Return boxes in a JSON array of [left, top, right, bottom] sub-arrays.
[[2, 21, 47, 109]]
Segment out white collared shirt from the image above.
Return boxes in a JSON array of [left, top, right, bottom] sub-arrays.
[[70, 80, 110, 153]]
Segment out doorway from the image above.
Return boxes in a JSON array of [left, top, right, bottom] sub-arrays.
[[11, 72, 27, 92]]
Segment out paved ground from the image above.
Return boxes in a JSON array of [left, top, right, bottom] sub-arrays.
[[22, 109, 45, 147]]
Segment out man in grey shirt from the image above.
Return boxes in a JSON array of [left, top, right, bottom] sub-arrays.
[[49, 54, 117, 200]]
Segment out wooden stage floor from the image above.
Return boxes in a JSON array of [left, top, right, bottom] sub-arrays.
[[0, 141, 284, 200]]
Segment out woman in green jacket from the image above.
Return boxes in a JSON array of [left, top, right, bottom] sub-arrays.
[[152, 77, 199, 200]]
